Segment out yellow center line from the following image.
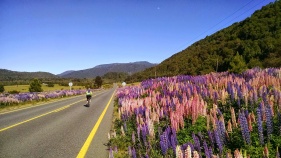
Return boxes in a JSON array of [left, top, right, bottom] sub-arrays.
[[0, 99, 85, 132], [77, 90, 116, 158]]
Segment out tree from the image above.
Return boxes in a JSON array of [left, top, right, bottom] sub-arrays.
[[229, 52, 248, 74], [0, 84, 4, 93], [29, 78, 43, 92], [94, 76, 103, 88]]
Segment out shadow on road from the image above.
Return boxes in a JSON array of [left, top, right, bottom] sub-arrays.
[[83, 104, 90, 107]]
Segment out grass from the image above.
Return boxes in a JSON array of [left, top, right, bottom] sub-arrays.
[[4, 84, 85, 93]]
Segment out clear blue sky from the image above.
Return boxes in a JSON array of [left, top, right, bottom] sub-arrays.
[[0, 0, 275, 75]]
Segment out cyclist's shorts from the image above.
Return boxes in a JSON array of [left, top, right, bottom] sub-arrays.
[[86, 95, 91, 100]]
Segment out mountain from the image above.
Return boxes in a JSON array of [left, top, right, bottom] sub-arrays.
[[60, 61, 157, 78], [129, 1, 281, 82], [0, 69, 58, 81], [57, 70, 75, 77]]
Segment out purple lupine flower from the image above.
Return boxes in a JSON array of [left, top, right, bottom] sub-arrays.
[[208, 131, 215, 148], [208, 147, 213, 158], [265, 105, 273, 138], [141, 124, 148, 146], [123, 122, 127, 132], [131, 147, 137, 158], [256, 107, 264, 145], [109, 146, 114, 158], [237, 99, 241, 107], [214, 129, 223, 154], [160, 134, 168, 155], [217, 109, 222, 116], [203, 141, 211, 158], [192, 133, 201, 152], [132, 131, 136, 144], [218, 120, 226, 144], [244, 110, 249, 118], [239, 111, 251, 144], [170, 133, 177, 154]]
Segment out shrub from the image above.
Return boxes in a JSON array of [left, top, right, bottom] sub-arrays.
[[29, 78, 43, 92], [0, 84, 4, 93], [9, 90, 20, 94], [47, 83, 54, 87]]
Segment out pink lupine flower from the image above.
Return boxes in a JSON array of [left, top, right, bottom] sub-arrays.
[[250, 112, 256, 123], [176, 145, 183, 158], [121, 126, 125, 136], [193, 151, 199, 158], [234, 149, 243, 158], [247, 114, 253, 132], [227, 120, 233, 133], [185, 145, 192, 158], [264, 145, 269, 158], [231, 107, 237, 128]]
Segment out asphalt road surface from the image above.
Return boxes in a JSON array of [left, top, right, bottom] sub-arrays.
[[0, 88, 116, 158]]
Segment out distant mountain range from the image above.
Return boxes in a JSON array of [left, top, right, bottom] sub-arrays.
[[0, 61, 157, 81], [57, 61, 157, 78], [0, 69, 58, 81]]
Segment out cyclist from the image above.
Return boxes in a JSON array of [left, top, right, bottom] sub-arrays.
[[86, 88, 92, 106]]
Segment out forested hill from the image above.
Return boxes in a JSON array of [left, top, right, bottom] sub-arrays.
[[129, 1, 281, 82], [60, 61, 157, 78], [0, 69, 58, 81]]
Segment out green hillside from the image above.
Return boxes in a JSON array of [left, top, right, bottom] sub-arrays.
[[0, 69, 58, 81], [0, 69, 59, 85], [129, 1, 281, 82]]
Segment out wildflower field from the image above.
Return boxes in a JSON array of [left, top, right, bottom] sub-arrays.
[[108, 67, 281, 158], [0, 89, 86, 109]]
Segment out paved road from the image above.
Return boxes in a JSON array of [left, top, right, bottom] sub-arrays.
[[0, 88, 116, 158]]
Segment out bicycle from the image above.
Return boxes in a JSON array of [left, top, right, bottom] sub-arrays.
[[86, 98, 91, 107]]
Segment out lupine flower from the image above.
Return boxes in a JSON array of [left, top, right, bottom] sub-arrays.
[[265, 105, 273, 138], [264, 145, 269, 158], [214, 128, 223, 154], [231, 107, 237, 128], [109, 146, 114, 158], [113, 67, 281, 157], [192, 133, 201, 152], [247, 115, 253, 132], [160, 132, 168, 155], [239, 111, 251, 144], [131, 147, 137, 158], [121, 126, 125, 136], [227, 120, 233, 133], [234, 149, 243, 158], [193, 150, 199, 158], [256, 107, 264, 145], [176, 145, 183, 158], [203, 141, 211, 158], [185, 145, 192, 158], [208, 131, 215, 148], [132, 131, 136, 144]]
